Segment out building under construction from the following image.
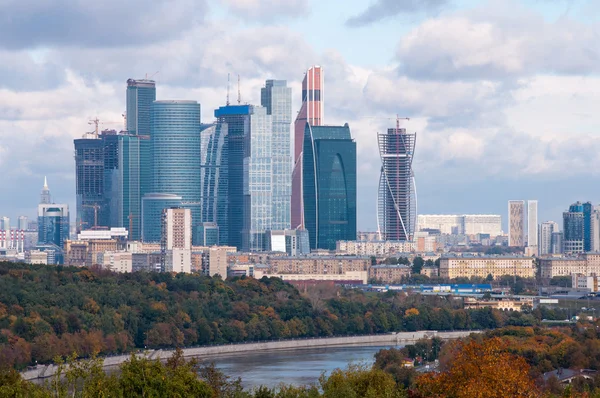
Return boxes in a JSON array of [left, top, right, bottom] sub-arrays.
[[377, 125, 417, 241]]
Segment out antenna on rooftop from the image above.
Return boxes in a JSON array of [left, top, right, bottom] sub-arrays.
[[237, 75, 241, 105], [226, 73, 230, 106]]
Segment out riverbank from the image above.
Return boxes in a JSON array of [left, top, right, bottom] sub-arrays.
[[21, 330, 477, 381]]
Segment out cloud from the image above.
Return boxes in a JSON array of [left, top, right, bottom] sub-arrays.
[[346, 0, 448, 27], [397, 1, 600, 81], [220, 0, 309, 22], [0, 0, 208, 49]]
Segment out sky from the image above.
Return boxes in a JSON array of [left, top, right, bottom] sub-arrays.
[[0, 0, 599, 232]]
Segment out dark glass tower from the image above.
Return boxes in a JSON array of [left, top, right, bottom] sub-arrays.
[[126, 79, 156, 136], [302, 123, 356, 250], [74, 136, 107, 231], [377, 127, 417, 241], [563, 202, 585, 253]]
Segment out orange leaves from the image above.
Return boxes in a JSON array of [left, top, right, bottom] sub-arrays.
[[405, 308, 420, 317], [414, 338, 542, 398]]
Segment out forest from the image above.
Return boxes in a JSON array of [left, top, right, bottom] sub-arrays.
[[0, 261, 564, 369]]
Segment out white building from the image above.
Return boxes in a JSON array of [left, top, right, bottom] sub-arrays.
[[78, 227, 129, 241], [539, 221, 559, 256], [508, 201, 525, 246], [203, 246, 228, 278], [336, 240, 415, 256], [161, 208, 192, 273], [527, 200, 538, 255], [572, 274, 599, 292], [25, 250, 48, 265], [97, 251, 132, 273], [417, 214, 502, 236]]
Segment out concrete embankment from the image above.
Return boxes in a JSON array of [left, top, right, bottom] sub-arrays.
[[21, 330, 477, 381]]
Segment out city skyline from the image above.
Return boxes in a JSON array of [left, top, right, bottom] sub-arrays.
[[1, 0, 599, 231]]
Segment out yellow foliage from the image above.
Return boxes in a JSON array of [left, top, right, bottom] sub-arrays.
[[405, 308, 419, 317]]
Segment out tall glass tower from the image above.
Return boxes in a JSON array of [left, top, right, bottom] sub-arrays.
[[377, 126, 417, 241], [261, 80, 292, 231], [200, 123, 228, 245], [151, 100, 202, 242], [292, 66, 324, 229], [215, 105, 273, 251], [74, 136, 107, 231], [126, 79, 156, 136], [302, 123, 356, 250], [37, 178, 70, 249], [563, 202, 585, 253]]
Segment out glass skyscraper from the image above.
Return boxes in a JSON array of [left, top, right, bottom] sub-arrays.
[[302, 123, 356, 250], [261, 80, 292, 231], [200, 123, 228, 245], [141, 193, 183, 243], [126, 79, 156, 136], [215, 105, 273, 251], [74, 136, 108, 231], [377, 126, 417, 241], [152, 100, 202, 243], [563, 202, 585, 253], [37, 178, 69, 253]]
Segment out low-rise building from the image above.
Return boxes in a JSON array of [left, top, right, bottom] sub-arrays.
[[463, 297, 533, 312], [369, 264, 411, 283], [539, 257, 589, 279], [254, 270, 368, 284], [336, 240, 416, 256], [439, 255, 535, 279], [97, 251, 132, 273], [421, 267, 439, 278], [25, 250, 48, 265], [572, 274, 600, 292], [269, 256, 370, 275]]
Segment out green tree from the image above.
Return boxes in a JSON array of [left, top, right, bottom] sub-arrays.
[[412, 257, 425, 274]]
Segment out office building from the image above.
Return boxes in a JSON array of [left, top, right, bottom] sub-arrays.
[[264, 229, 310, 256], [336, 240, 416, 256], [126, 78, 156, 136], [563, 202, 585, 254], [292, 66, 324, 229], [197, 222, 219, 246], [215, 104, 273, 251], [0, 217, 9, 232], [303, 123, 356, 250], [439, 255, 535, 280], [141, 193, 183, 243], [37, 178, 69, 250], [152, 100, 202, 244], [417, 214, 502, 236], [377, 126, 417, 241], [74, 137, 107, 231], [161, 208, 192, 273], [261, 80, 292, 231], [527, 200, 538, 253], [17, 216, 28, 231], [539, 221, 559, 255], [508, 200, 525, 246], [552, 232, 564, 254], [200, 123, 228, 245]]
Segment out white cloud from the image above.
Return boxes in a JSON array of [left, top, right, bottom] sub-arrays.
[[220, 0, 309, 22]]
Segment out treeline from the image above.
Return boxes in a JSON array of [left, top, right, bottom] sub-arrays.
[[0, 262, 544, 369]]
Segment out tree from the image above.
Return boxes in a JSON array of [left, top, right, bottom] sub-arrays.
[[413, 337, 541, 398], [412, 257, 425, 275]]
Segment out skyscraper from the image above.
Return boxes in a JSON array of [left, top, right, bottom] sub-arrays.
[[508, 200, 525, 246], [563, 202, 585, 253], [17, 216, 28, 231], [74, 136, 107, 231], [302, 123, 356, 250], [152, 100, 202, 243], [161, 207, 192, 273], [527, 200, 538, 254], [141, 193, 182, 243], [37, 178, 69, 250], [261, 80, 292, 231], [539, 221, 559, 255], [215, 104, 273, 251], [291, 66, 323, 229], [126, 79, 156, 136], [0, 217, 9, 232], [200, 123, 228, 245], [377, 126, 417, 241]]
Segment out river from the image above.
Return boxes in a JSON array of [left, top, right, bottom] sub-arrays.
[[199, 344, 402, 389]]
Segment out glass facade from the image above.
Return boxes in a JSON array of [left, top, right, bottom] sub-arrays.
[[261, 80, 292, 231], [126, 79, 156, 136], [141, 193, 182, 243], [215, 105, 273, 251], [38, 205, 69, 249], [302, 123, 356, 250], [74, 137, 108, 231], [563, 202, 585, 253], [200, 123, 228, 245], [152, 100, 202, 243]]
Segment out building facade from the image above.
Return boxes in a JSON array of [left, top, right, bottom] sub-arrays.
[[508, 201, 525, 246], [417, 214, 502, 236], [377, 126, 416, 241], [292, 66, 324, 229], [369, 264, 411, 283], [200, 123, 228, 245], [303, 124, 356, 250], [37, 179, 69, 251], [269, 256, 370, 274], [215, 104, 273, 251], [74, 137, 107, 231], [336, 240, 416, 256], [539, 221, 559, 255], [161, 207, 192, 273], [527, 200, 538, 253], [126, 78, 156, 136], [564, 202, 585, 254], [152, 100, 202, 244], [261, 80, 292, 231], [439, 255, 535, 279], [141, 193, 183, 243]]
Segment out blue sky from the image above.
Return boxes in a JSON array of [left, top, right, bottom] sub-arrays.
[[0, 0, 599, 232]]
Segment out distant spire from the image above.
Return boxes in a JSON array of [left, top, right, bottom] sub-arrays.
[[44, 176, 48, 189], [40, 177, 51, 204]]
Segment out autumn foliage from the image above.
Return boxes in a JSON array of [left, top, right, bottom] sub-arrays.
[[413, 337, 541, 398]]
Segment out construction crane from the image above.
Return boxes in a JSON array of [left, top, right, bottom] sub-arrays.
[[360, 115, 410, 130], [83, 118, 125, 139], [82, 204, 100, 229], [145, 71, 160, 80]]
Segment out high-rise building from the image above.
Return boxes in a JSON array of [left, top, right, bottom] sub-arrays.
[[564, 202, 585, 254], [261, 80, 292, 231], [291, 66, 323, 229], [126, 79, 156, 136], [161, 207, 192, 273], [197, 222, 219, 246], [508, 200, 525, 246], [37, 178, 69, 251], [302, 123, 356, 250], [74, 136, 107, 231], [200, 123, 228, 245], [0, 217, 9, 231], [215, 104, 273, 251], [539, 221, 559, 255], [40, 176, 51, 204], [17, 216, 28, 231], [527, 200, 538, 254], [141, 193, 183, 243], [377, 126, 417, 241], [551, 231, 564, 254], [152, 100, 202, 244]]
